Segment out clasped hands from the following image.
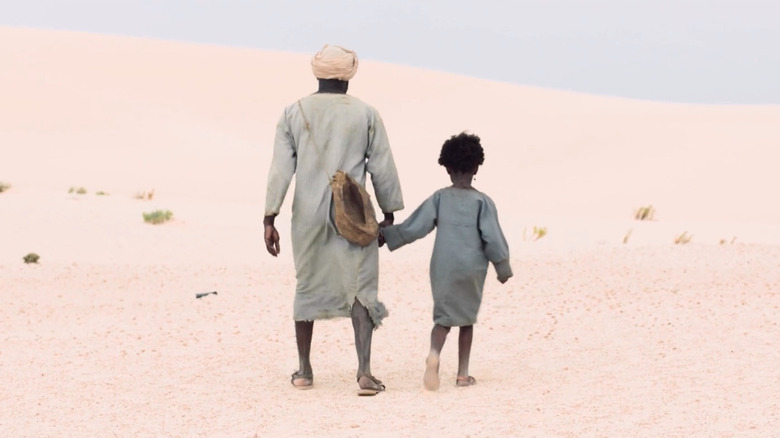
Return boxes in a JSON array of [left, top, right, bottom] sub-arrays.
[[264, 213, 395, 256], [377, 213, 394, 247]]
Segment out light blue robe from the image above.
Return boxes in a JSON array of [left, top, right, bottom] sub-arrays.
[[265, 93, 404, 326], [381, 187, 512, 326]]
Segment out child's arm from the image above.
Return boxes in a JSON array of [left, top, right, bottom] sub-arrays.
[[478, 197, 513, 283], [380, 193, 439, 251]]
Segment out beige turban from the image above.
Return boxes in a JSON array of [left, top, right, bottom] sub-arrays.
[[311, 44, 359, 81]]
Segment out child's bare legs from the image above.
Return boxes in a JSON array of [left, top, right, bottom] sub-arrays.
[[456, 325, 477, 386], [424, 324, 450, 390]]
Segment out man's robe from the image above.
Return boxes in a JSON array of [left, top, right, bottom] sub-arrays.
[[265, 93, 404, 326]]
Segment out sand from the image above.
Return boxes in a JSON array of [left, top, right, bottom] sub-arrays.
[[1, 27, 779, 437]]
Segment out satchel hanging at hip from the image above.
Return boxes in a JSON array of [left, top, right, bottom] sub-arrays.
[[297, 100, 379, 247]]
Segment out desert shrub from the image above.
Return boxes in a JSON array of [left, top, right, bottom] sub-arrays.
[[0, 181, 10, 193], [143, 209, 173, 225], [69, 186, 87, 195], [674, 231, 693, 245], [634, 205, 655, 221], [532, 226, 547, 241], [623, 229, 633, 244], [23, 253, 40, 264], [719, 237, 737, 245], [96, 191, 108, 196]]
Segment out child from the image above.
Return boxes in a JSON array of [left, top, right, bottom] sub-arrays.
[[379, 132, 513, 390]]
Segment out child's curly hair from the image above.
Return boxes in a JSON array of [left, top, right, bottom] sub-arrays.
[[438, 132, 485, 172]]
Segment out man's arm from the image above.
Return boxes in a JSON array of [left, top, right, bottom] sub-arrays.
[[379, 212, 394, 228], [264, 109, 297, 258], [365, 110, 404, 214]]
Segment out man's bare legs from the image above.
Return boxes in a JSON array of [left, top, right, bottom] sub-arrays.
[[456, 325, 476, 386], [291, 320, 314, 388], [424, 324, 451, 390], [290, 300, 384, 394], [352, 298, 385, 394]]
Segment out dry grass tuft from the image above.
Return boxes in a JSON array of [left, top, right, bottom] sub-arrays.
[[532, 226, 547, 241], [674, 231, 693, 245], [135, 189, 155, 200], [69, 186, 87, 195], [634, 205, 655, 221]]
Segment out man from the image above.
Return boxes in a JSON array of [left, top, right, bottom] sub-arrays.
[[263, 44, 404, 396]]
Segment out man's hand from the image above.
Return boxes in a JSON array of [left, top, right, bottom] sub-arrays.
[[377, 212, 394, 248], [264, 215, 280, 256], [378, 212, 394, 229]]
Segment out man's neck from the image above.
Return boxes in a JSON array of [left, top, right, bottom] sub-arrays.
[[317, 79, 349, 94]]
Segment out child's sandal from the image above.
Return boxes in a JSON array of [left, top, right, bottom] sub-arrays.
[[456, 376, 477, 387]]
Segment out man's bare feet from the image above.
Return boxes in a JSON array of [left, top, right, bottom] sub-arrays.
[[423, 353, 440, 391]]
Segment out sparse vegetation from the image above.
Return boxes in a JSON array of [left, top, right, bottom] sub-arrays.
[[23, 253, 40, 264], [623, 229, 633, 244], [69, 186, 87, 195], [0, 181, 10, 193], [96, 191, 108, 196], [135, 189, 155, 200], [634, 205, 655, 221], [674, 231, 693, 245], [143, 209, 173, 225], [719, 237, 737, 245], [532, 226, 547, 241], [522, 226, 549, 241]]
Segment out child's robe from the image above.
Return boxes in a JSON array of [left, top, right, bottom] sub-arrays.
[[382, 187, 512, 326]]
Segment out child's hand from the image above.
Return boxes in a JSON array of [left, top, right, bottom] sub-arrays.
[[494, 260, 512, 284], [378, 230, 386, 247]]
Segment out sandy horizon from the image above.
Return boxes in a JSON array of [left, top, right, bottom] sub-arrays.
[[2, 27, 779, 436]]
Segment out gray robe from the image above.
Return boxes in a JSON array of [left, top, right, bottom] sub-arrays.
[[265, 93, 404, 326], [381, 187, 512, 326]]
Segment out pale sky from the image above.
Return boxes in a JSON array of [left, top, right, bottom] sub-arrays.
[[3, 0, 779, 104]]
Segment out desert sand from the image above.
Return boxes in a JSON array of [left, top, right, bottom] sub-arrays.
[[1, 27, 779, 437]]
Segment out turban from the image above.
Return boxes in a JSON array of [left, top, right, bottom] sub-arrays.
[[311, 44, 359, 81]]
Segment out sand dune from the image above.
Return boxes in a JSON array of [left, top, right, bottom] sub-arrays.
[[1, 27, 779, 436]]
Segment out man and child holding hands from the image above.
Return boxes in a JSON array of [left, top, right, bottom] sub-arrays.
[[264, 44, 512, 396]]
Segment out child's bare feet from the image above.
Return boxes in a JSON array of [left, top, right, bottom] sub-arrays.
[[456, 375, 477, 387], [423, 353, 440, 390]]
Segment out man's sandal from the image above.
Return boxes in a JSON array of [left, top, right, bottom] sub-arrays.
[[357, 375, 386, 396]]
